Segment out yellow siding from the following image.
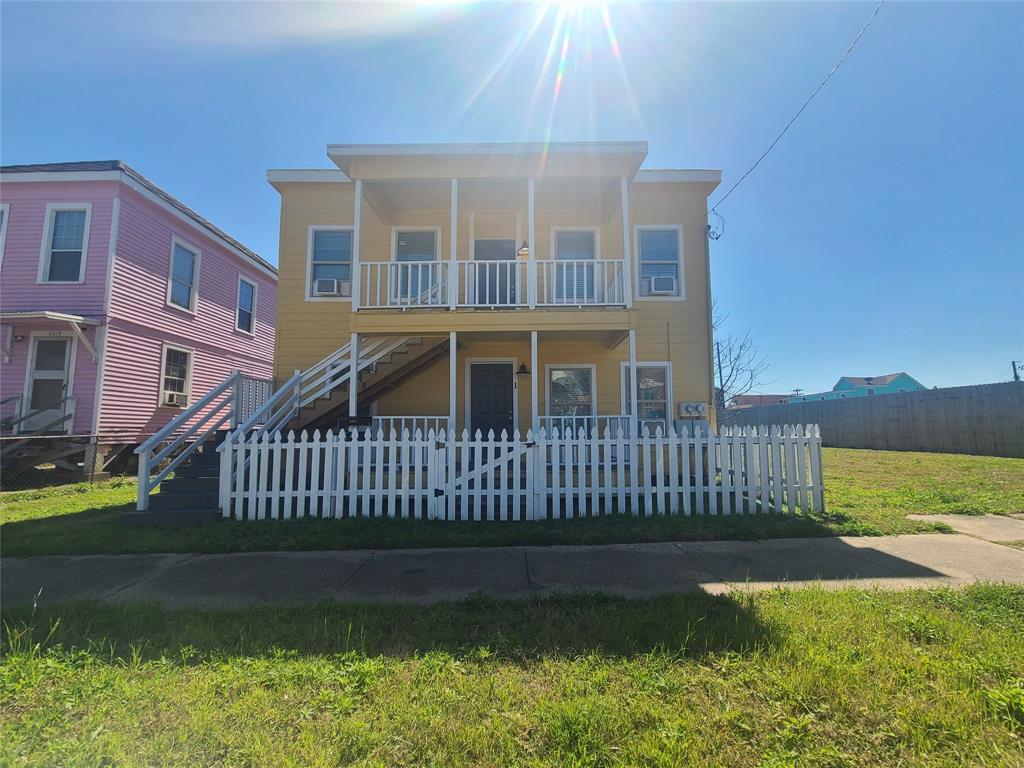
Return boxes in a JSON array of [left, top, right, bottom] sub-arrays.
[[273, 177, 715, 422]]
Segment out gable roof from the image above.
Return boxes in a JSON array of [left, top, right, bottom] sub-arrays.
[[0, 160, 276, 277]]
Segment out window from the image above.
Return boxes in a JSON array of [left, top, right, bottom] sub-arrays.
[[395, 229, 437, 298], [553, 229, 596, 302], [309, 228, 352, 297], [622, 363, 671, 434], [236, 277, 256, 334], [39, 204, 90, 283], [547, 366, 595, 417], [637, 227, 682, 298], [160, 345, 192, 406], [167, 239, 199, 311]]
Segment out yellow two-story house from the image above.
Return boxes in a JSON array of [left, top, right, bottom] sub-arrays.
[[267, 141, 720, 439]]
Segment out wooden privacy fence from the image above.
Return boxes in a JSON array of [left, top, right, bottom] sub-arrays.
[[218, 424, 824, 521]]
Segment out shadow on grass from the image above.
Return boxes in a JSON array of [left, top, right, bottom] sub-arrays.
[[2, 591, 778, 662], [2, 500, 876, 557]]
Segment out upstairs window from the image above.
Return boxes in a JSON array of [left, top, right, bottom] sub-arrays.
[[309, 228, 352, 297], [168, 239, 199, 311], [637, 227, 682, 298], [236, 277, 256, 334], [40, 204, 91, 283]]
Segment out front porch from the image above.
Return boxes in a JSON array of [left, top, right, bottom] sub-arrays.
[[308, 328, 655, 440]]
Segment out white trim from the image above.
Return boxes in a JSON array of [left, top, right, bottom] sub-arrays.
[[235, 274, 258, 335], [158, 342, 195, 407], [93, 194, 120, 435], [0, 202, 9, 270], [448, 178, 458, 309], [633, 224, 685, 301], [544, 363, 598, 418], [328, 141, 648, 158], [1, 171, 121, 183], [166, 235, 201, 314], [530, 331, 538, 430], [620, 177, 633, 309], [37, 202, 92, 284], [635, 169, 722, 184], [619, 361, 673, 431], [391, 226, 442, 261], [266, 169, 351, 184], [305, 224, 355, 302], [0, 311, 99, 325], [550, 226, 601, 261], [21, 330, 78, 435], [352, 178, 362, 311], [349, 332, 359, 418], [465, 357, 518, 436]]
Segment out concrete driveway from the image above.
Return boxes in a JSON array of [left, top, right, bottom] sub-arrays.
[[3, 533, 1024, 608]]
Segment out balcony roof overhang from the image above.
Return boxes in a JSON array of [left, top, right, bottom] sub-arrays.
[[327, 141, 649, 181]]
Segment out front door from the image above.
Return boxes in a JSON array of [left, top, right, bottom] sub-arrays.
[[474, 239, 516, 305], [469, 363, 514, 436], [23, 336, 73, 433]]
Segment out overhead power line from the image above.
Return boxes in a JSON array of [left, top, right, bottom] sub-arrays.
[[710, 0, 886, 215]]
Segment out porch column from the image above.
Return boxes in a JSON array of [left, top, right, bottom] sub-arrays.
[[449, 178, 458, 309], [352, 178, 362, 311], [349, 332, 359, 418], [527, 177, 536, 308], [530, 330, 539, 430], [620, 176, 633, 308], [448, 331, 457, 433], [628, 329, 639, 437]]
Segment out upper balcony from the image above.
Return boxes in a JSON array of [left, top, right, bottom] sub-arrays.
[[271, 142, 720, 316]]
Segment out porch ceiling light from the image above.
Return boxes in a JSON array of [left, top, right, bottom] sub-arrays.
[[517, 240, 529, 256]]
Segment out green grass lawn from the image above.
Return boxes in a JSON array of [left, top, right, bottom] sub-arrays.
[[3, 586, 1022, 766], [1, 448, 1022, 556]]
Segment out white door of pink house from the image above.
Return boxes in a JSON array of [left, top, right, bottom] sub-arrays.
[[23, 336, 73, 433]]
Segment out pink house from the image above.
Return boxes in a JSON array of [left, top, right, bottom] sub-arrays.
[[0, 161, 276, 479]]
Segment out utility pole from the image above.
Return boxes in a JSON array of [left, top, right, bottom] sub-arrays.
[[715, 340, 724, 409], [1013, 360, 1021, 382], [792, 388, 804, 398]]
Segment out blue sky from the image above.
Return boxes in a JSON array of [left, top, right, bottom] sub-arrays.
[[3, 1, 1021, 394]]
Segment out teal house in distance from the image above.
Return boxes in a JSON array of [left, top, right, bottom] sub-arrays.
[[790, 373, 927, 403]]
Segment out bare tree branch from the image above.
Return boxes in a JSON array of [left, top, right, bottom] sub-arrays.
[[713, 301, 770, 409]]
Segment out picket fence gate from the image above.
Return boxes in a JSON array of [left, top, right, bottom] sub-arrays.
[[218, 424, 824, 522]]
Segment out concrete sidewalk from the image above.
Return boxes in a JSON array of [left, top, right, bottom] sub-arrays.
[[4, 534, 1024, 608]]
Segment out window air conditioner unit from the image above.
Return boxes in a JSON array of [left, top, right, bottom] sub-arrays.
[[678, 402, 707, 418], [314, 278, 347, 296], [164, 392, 188, 408], [648, 276, 676, 295]]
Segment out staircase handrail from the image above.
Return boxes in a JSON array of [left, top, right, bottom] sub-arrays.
[[135, 370, 272, 511]]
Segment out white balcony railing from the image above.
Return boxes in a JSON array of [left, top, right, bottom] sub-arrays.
[[358, 262, 450, 308], [537, 260, 625, 306], [357, 259, 626, 309]]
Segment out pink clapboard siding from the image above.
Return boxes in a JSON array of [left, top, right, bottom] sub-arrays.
[[0, 171, 276, 443], [0, 181, 118, 315], [0, 180, 117, 435], [0, 321, 99, 435], [98, 183, 276, 441]]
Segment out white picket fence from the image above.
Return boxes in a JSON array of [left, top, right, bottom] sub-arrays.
[[218, 424, 824, 522]]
